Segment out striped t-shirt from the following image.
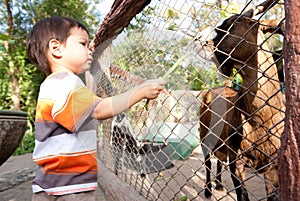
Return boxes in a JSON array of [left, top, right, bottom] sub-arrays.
[[32, 72, 101, 195]]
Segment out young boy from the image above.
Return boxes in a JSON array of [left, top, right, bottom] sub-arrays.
[[26, 16, 165, 201]]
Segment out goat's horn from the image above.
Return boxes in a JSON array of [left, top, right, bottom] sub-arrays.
[[243, 0, 279, 17]]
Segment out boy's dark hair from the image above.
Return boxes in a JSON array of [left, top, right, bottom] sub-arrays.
[[26, 16, 89, 75]]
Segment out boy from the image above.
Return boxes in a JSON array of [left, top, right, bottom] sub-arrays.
[[26, 16, 165, 201]]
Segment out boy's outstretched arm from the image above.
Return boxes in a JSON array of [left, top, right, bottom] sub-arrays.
[[92, 78, 166, 120]]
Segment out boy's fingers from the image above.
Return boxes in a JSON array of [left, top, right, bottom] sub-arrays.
[[161, 89, 168, 94], [157, 77, 166, 85]]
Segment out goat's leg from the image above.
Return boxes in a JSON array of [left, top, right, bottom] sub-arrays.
[[204, 154, 212, 198], [202, 146, 213, 198], [229, 158, 249, 201], [113, 146, 122, 175], [263, 166, 279, 201], [215, 160, 224, 191]]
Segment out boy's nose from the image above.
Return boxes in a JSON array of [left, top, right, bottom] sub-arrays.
[[89, 42, 95, 53]]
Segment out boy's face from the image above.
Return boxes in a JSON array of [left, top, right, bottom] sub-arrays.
[[60, 27, 93, 74]]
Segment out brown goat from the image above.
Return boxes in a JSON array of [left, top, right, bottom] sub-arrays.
[[196, 0, 285, 200], [199, 87, 246, 199]]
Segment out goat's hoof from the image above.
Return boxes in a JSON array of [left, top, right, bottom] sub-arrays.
[[215, 184, 224, 191], [204, 189, 212, 198], [237, 190, 250, 201], [267, 193, 279, 201], [267, 197, 279, 201]]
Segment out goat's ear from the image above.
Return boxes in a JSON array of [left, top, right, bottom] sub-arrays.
[[203, 91, 212, 104], [121, 126, 127, 132], [259, 19, 285, 35]]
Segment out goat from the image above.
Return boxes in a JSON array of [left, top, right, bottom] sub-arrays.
[[111, 113, 156, 175], [111, 113, 174, 175], [195, 0, 285, 200], [109, 65, 174, 175], [199, 86, 245, 199]]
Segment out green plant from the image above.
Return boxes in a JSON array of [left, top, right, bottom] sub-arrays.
[[13, 130, 35, 155]]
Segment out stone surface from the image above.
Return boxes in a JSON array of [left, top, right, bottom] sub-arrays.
[[0, 110, 27, 165], [0, 154, 108, 201]]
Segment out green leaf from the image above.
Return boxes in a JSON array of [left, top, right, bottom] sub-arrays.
[[8, 40, 15, 44], [0, 46, 6, 51], [174, 195, 188, 201], [0, 33, 9, 41]]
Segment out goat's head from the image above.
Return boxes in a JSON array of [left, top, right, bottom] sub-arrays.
[[194, 0, 281, 77], [111, 113, 138, 154]]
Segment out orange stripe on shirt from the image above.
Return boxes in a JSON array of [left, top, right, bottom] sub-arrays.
[[35, 99, 55, 122], [36, 152, 97, 174], [53, 87, 100, 132]]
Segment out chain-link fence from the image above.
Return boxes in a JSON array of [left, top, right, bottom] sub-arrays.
[[93, 0, 286, 200]]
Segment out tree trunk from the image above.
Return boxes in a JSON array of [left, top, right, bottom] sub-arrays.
[[9, 62, 20, 110], [278, 0, 300, 199], [4, 0, 20, 110]]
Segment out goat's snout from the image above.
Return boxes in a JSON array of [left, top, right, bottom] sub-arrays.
[[196, 26, 217, 41]]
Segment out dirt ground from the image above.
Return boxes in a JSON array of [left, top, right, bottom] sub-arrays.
[[141, 152, 268, 201], [99, 145, 268, 201]]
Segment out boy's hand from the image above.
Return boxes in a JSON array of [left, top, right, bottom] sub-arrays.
[[142, 77, 166, 99]]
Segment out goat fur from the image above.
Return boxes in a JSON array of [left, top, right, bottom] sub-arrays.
[[197, 1, 285, 200]]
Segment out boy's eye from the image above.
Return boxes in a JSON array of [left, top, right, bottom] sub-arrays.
[[80, 42, 87, 46]]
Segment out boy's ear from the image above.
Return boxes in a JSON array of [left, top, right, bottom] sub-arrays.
[[48, 39, 63, 57]]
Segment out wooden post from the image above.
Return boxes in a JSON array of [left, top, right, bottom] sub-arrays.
[[278, 0, 300, 199]]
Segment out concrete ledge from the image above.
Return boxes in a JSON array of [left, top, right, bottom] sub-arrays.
[[0, 153, 36, 191], [98, 160, 147, 201]]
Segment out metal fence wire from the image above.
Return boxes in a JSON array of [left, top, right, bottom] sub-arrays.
[[94, 0, 286, 200]]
